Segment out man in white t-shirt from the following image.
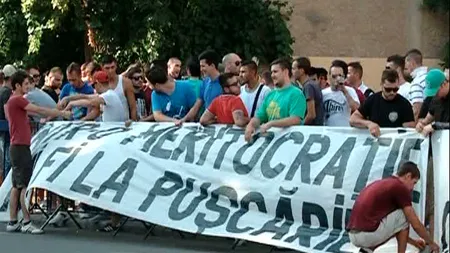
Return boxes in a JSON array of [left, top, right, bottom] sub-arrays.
[[322, 62, 360, 126], [405, 49, 428, 121], [62, 71, 127, 122], [239, 60, 271, 118], [386, 54, 412, 104]]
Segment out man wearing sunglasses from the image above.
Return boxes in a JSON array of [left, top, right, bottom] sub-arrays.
[[26, 66, 41, 88], [386, 55, 412, 103], [222, 53, 242, 75], [350, 69, 415, 137], [200, 73, 249, 127]]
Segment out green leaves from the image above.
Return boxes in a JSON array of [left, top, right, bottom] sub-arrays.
[[1, 0, 293, 70]]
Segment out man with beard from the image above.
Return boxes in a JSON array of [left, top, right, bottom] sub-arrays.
[[200, 73, 248, 126], [125, 66, 153, 121], [405, 49, 428, 121], [416, 69, 449, 135], [244, 58, 306, 142], [239, 60, 271, 118], [350, 69, 415, 137], [42, 67, 63, 103], [222, 53, 242, 75]]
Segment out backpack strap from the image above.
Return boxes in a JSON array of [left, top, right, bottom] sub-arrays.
[[250, 84, 265, 118], [364, 88, 374, 98]]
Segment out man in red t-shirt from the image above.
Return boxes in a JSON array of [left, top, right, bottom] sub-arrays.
[[347, 161, 439, 253], [5, 70, 70, 234], [200, 73, 249, 127]]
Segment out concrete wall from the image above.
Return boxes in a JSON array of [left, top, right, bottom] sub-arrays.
[[286, 0, 447, 91], [288, 0, 449, 58]]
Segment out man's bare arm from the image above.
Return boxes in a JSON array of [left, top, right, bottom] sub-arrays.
[[24, 104, 70, 119], [265, 116, 301, 128], [232, 110, 249, 127], [304, 99, 316, 125], [153, 111, 177, 123], [403, 206, 434, 245], [413, 102, 422, 122], [350, 110, 373, 129], [199, 110, 216, 126], [123, 78, 137, 121]]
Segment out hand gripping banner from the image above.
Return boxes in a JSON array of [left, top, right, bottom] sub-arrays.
[[0, 122, 430, 252]]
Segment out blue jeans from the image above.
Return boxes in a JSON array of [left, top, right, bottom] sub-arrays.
[[1, 132, 11, 180]]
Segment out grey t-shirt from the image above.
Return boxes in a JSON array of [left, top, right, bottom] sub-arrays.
[[24, 87, 58, 121], [303, 79, 324, 126], [0, 86, 12, 120]]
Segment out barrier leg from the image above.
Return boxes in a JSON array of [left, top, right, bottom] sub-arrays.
[[40, 205, 63, 230], [112, 217, 129, 237], [143, 224, 156, 240], [66, 207, 82, 230], [231, 239, 239, 250]]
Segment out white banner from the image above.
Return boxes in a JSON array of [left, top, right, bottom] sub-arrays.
[[0, 122, 430, 252], [432, 130, 449, 253]]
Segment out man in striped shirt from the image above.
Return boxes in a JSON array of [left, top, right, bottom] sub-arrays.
[[405, 49, 428, 121]]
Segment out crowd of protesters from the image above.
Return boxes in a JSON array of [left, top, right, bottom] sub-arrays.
[[0, 48, 448, 252]]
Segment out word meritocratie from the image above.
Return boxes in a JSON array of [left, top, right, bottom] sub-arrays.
[[0, 122, 431, 253]]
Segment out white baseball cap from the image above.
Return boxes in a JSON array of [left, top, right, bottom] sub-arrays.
[[2, 64, 17, 78]]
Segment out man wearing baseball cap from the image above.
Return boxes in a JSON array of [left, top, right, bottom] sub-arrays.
[[60, 71, 127, 122], [417, 68, 449, 135], [418, 69, 447, 120], [0, 64, 17, 180]]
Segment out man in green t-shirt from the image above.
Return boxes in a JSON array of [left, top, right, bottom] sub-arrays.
[[245, 58, 306, 142]]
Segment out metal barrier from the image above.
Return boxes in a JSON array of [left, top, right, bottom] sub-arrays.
[[0, 120, 67, 219]]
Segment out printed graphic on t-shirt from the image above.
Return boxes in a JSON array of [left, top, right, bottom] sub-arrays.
[[388, 111, 399, 123], [266, 101, 281, 120], [69, 90, 86, 120], [324, 99, 346, 115], [136, 98, 147, 119]]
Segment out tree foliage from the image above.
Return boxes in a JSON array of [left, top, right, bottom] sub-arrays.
[[0, 0, 294, 71]]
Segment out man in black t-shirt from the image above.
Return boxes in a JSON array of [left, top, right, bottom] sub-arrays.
[[350, 70, 415, 137], [42, 67, 63, 103], [417, 70, 449, 135]]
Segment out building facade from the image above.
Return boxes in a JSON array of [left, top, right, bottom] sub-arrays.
[[287, 0, 448, 89]]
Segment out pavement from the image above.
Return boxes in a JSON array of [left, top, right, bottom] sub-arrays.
[[0, 214, 299, 253]]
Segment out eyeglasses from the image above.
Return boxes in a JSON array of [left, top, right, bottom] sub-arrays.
[[383, 87, 399, 93], [235, 61, 241, 67], [31, 74, 41, 79]]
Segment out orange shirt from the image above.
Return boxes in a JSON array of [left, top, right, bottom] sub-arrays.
[[208, 95, 248, 124]]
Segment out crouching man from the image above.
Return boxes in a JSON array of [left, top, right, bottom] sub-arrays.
[[347, 162, 439, 253]]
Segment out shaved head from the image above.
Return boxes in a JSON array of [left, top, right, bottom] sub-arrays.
[[222, 53, 241, 75], [167, 57, 182, 79]]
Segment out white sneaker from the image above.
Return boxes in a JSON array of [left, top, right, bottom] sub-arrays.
[[6, 222, 21, 232], [48, 212, 69, 227], [21, 222, 44, 234]]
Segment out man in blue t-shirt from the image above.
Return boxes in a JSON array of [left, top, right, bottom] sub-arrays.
[[148, 65, 197, 125], [58, 62, 94, 120], [190, 50, 222, 117]]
